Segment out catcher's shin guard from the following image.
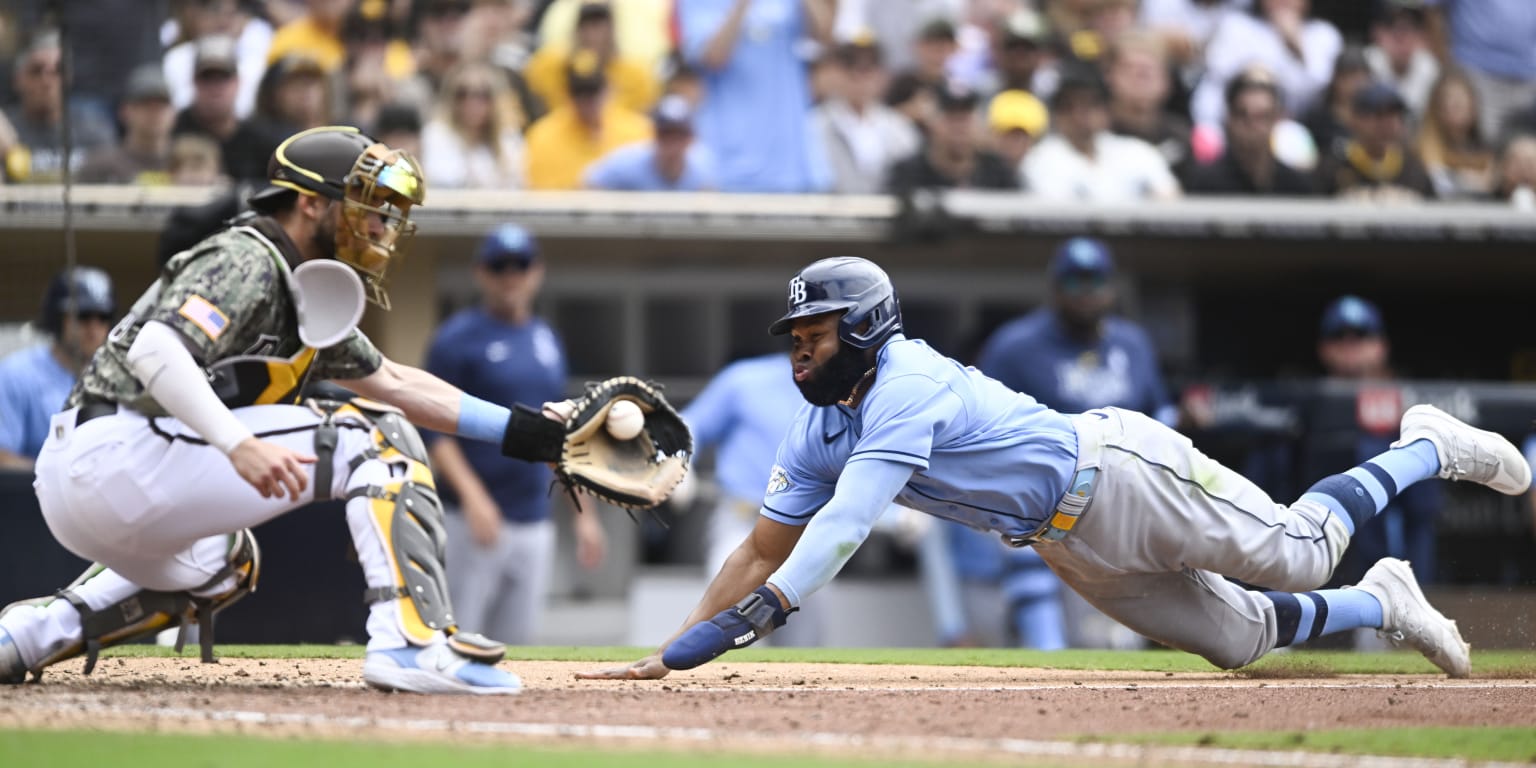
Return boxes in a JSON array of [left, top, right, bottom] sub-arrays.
[[321, 396, 505, 663], [0, 530, 260, 681]]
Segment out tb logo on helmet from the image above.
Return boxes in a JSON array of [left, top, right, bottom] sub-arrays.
[[788, 277, 808, 306]]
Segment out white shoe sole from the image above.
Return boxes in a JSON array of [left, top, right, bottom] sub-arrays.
[[363, 661, 522, 695], [1365, 559, 1471, 678]]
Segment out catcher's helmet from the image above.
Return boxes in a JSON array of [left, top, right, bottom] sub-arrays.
[[40, 267, 116, 335], [769, 257, 901, 349], [248, 125, 426, 310]]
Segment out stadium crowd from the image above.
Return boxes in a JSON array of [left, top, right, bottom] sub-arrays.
[[0, 0, 1533, 205]]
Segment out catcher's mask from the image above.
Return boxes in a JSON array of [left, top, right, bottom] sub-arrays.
[[250, 125, 425, 310]]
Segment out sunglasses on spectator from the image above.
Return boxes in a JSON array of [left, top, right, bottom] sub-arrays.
[[1056, 273, 1109, 294], [72, 312, 114, 324], [484, 258, 533, 274], [26, 62, 59, 77], [1231, 108, 1278, 123], [1323, 328, 1377, 341], [456, 88, 492, 101]]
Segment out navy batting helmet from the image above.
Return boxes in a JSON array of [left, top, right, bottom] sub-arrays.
[[769, 257, 901, 349], [40, 267, 116, 335]]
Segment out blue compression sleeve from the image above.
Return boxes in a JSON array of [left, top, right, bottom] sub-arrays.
[[456, 392, 513, 444], [767, 458, 916, 607]]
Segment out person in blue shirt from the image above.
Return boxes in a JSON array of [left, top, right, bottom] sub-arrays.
[[425, 224, 607, 645], [0, 267, 115, 469], [578, 256, 1529, 681], [968, 237, 1176, 650], [584, 95, 717, 191], [675, 0, 832, 193]]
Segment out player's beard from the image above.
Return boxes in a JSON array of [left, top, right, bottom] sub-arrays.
[[311, 202, 340, 261], [796, 341, 874, 406]]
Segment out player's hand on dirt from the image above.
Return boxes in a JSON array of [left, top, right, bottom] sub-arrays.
[[463, 495, 502, 548], [575, 653, 671, 680], [229, 438, 315, 500]]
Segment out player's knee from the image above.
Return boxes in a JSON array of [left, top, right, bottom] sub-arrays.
[[1199, 644, 1265, 671]]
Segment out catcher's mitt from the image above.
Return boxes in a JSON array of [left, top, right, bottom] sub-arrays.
[[502, 376, 692, 512]]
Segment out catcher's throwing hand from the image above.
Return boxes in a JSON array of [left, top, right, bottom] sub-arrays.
[[661, 586, 795, 670], [502, 377, 693, 510], [229, 438, 316, 500], [574, 654, 671, 680]]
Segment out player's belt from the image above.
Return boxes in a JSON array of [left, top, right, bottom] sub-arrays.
[[75, 399, 119, 427], [1005, 466, 1099, 547]]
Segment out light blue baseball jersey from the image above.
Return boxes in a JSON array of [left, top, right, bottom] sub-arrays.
[[761, 336, 1080, 539], [682, 353, 803, 502], [0, 343, 76, 459]]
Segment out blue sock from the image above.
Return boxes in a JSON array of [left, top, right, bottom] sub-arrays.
[[1298, 440, 1441, 535], [1265, 589, 1385, 647]]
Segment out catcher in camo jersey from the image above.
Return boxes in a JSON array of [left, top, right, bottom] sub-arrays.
[[0, 126, 686, 694]]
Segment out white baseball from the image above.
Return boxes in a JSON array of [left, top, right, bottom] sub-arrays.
[[605, 399, 645, 441]]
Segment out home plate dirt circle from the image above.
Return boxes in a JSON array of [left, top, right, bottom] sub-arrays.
[[2, 658, 1532, 766]]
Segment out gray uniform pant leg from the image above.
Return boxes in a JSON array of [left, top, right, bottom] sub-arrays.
[[444, 510, 555, 646]]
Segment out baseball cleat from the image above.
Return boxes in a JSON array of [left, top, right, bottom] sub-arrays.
[[0, 628, 26, 684], [362, 642, 522, 695], [1353, 558, 1470, 678], [1393, 404, 1531, 495]]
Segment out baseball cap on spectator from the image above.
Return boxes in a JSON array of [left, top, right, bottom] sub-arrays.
[[1375, 0, 1426, 24], [567, 50, 607, 97], [988, 90, 1048, 137], [1050, 67, 1109, 110], [374, 102, 423, 137], [1320, 296, 1385, 338], [268, 54, 325, 83], [1223, 66, 1283, 111], [935, 81, 979, 114], [1049, 237, 1115, 281], [917, 18, 957, 43], [577, 1, 613, 24], [124, 64, 172, 103], [1353, 82, 1407, 115], [477, 223, 540, 271], [194, 35, 239, 78], [834, 36, 883, 69], [652, 94, 694, 135], [1001, 9, 1050, 48]]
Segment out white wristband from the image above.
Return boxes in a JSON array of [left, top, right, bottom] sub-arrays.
[[126, 321, 254, 454]]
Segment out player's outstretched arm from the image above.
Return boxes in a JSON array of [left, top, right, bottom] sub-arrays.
[[336, 357, 562, 450], [575, 516, 804, 681]]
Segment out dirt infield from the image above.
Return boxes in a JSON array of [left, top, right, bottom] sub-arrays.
[[2, 658, 1534, 765]]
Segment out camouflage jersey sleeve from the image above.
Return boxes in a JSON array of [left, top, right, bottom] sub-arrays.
[[310, 328, 383, 381]]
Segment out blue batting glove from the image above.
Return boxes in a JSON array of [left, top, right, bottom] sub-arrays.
[[662, 586, 794, 670]]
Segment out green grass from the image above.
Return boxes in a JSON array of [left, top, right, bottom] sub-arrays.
[[100, 644, 1536, 677], [1100, 727, 1536, 763], [0, 730, 991, 768]]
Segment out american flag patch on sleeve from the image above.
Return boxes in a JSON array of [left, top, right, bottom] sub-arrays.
[[177, 294, 229, 341]]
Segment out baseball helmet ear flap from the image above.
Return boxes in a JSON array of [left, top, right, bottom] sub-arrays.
[[769, 257, 902, 349]]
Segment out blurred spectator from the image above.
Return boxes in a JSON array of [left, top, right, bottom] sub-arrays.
[[988, 9, 1053, 98], [411, 0, 473, 93], [1494, 135, 1536, 209], [1193, 0, 1343, 128], [528, 1, 659, 113], [1424, 0, 1536, 144], [1062, 0, 1140, 67], [1364, 0, 1438, 119], [1315, 82, 1435, 200], [426, 224, 605, 646], [905, 18, 959, 91], [537, 0, 674, 73], [250, 55, 333, 139], [163, 0, 273, 119], [340, 1, 413, 129], [676, 0, 834, 193], [371, 101, 424, 158], [663, 61, 706, 109], [584, 94, 717, 190], [267, 0, 357, 73], [9, 1, 166, 127], [832, 0, 962, 75], [172, 35, 275, 181], [1416, 70, 1495, 200], [79, 66, 177, 185], [1023, 69, 1181, 201], [1105, 31, 1193, 178], [1138, 0, 1250, 67], [421, 62, 527, 189], [167, 134, 225, 185], [1186, 71, 1316, 195], [988, 88, 1048, 173], [525, 53, 651, 189], [976, 237, 1175, 649], [886, 82, 1017, 194], [0, 268, 115, 470], [1302, 47, 1371, 159], [811, 39, 922, 195], [884, 72, 938, 132], [1, 32, 116, 183], [1313, 296, 1442, 594]]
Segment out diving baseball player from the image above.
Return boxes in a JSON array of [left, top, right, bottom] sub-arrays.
[[580, 257, 1530, 680], [0, 126, 582, 694]]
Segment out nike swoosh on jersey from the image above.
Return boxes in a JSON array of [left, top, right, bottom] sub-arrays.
[[823, 426, 846, 443]]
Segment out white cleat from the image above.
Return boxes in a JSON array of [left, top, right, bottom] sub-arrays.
[[1353, 558, 1470, 678], [1393, 404, 1531, 495], [362, 642, 522, 695], [0, 628, 25, 684]]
